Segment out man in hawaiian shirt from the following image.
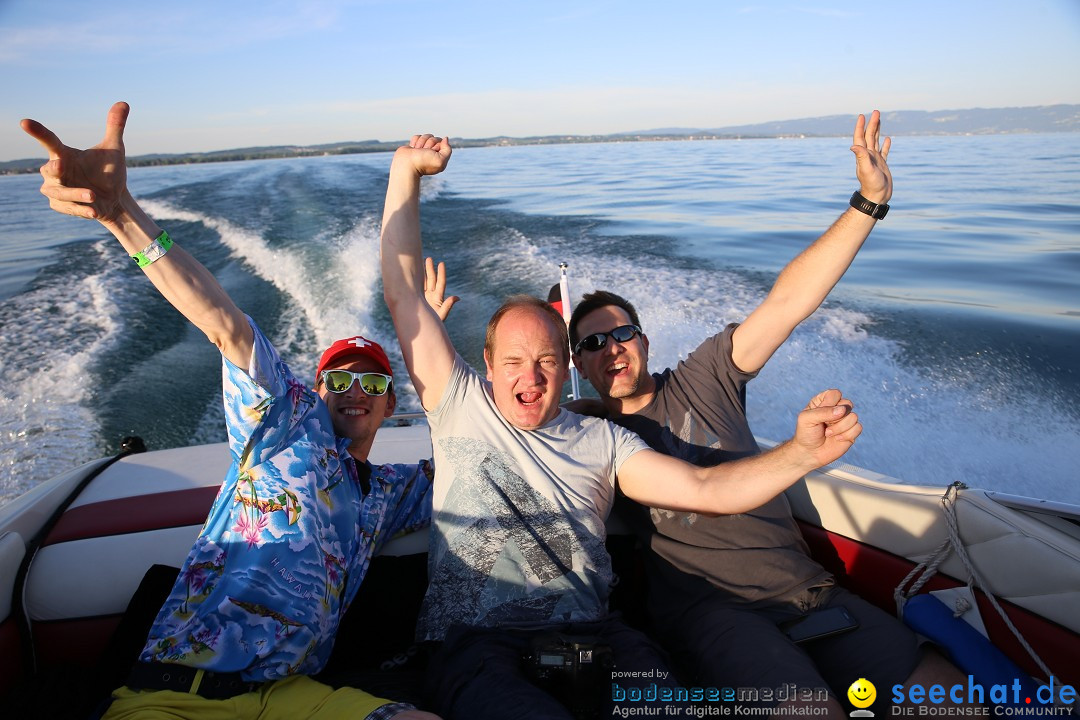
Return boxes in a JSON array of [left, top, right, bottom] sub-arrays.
[[21, 103, 441, 720]]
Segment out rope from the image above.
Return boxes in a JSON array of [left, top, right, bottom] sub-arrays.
[[938, 486, 1056, 683], [894, 483, 1061, 695], [951, 595, 972, 617], [893, 536, 952, 618]]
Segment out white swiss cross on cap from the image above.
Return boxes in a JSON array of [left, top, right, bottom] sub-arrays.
[[315, 334, 393, 382]]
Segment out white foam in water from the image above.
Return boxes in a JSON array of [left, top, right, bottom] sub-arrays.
[[139, 201, 392, 432], [0, 240, 130, 505], [318, 217, 383, 345], [514, 237, 1080, 505], [191, 392, 227, 447], [419, 174, 446, 203], [748, 320, 1080, 505], [332, 214, 428, 411], [141, 199, 339, 349], [180, 208, 419, 433]]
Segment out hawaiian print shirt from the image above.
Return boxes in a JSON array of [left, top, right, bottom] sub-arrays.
[[138, 318, 432, 681]]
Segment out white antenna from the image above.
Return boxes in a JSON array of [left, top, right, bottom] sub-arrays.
[[558, 262, 581, 400]]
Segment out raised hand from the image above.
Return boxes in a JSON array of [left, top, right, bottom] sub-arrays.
[[793, 389, 862, 468], [424, 257, 460, 322], [20, 101, 131, 223], [850, 110, 892, 205], [395, 133, 452, 177]]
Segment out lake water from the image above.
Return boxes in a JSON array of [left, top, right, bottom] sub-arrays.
[[1, 132, 1078, 507]]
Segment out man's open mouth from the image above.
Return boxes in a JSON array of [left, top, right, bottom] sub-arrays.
[[607, 361, 629, 377]]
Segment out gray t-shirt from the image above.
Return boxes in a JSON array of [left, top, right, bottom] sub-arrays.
[[416, 354, 649, 641], [611, 324, 830, 606]]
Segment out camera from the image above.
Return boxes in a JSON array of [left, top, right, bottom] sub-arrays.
[[525, 633, 615, 719]]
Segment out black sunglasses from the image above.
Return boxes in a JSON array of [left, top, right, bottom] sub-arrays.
[[573, 324, 642, 354]]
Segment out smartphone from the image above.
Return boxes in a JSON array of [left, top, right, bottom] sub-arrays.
[[778, 606, 859, 644]]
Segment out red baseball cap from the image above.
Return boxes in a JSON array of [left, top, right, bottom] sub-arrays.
[[315, 336, 393, 384]]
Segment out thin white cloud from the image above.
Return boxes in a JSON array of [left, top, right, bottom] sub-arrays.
[[791, 5, 858, 19], [535, 1, 615, 26], [0, 1, 365, 64], [0, 23, 118, 63]]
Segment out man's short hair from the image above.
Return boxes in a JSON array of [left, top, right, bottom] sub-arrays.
[[485, 294, 570, 363], [568, 290, 642, 349]]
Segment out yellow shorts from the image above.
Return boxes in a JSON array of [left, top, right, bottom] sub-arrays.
[[102, 674, 393, 720]]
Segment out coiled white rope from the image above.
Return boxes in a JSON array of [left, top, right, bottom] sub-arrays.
[[893, 483, 1062, 698]]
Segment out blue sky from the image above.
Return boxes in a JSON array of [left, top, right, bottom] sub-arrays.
[[2, 0, 1079, 161]]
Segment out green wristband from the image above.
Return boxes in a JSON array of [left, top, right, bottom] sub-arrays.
[[132, 231, 174, 268]]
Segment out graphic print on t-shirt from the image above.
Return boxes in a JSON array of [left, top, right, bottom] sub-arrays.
[[636, 408, 724, 529], [418, 436, 609, 637]]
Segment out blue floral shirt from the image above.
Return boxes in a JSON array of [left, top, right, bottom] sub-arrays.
[[138, 319, 432, 681]]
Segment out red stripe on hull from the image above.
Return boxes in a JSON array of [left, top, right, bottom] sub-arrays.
[[43, 487, 219, 546], [800, 522, 1080, 687]]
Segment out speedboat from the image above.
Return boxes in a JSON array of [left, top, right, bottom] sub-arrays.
[[1, 420, 1078, 716]]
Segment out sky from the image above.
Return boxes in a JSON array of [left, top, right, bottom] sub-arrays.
[[2, 0, 1079, 161]]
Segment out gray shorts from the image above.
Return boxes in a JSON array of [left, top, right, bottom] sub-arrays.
[[651, 583, 919, 712]]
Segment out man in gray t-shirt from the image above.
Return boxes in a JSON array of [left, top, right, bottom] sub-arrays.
[[380, 133, 863, 719], [416, 354, 648, 641]]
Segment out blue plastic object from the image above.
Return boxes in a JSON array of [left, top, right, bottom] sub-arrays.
[[903, 593, 1048, 709]]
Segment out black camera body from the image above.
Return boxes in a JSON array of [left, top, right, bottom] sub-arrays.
[[529, 633, 614, 679], [525, 633, 614, 719]]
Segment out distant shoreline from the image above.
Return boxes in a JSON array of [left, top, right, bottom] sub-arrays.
[[0, 133, 807, 176], [1, 129, 1071, 177], [5, 103, 1077, 175]]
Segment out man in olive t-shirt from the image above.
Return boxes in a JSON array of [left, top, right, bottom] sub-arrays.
[[567, 112, 963, 714]]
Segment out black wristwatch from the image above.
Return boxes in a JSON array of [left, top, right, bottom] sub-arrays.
[[849, 190, 889, 219]]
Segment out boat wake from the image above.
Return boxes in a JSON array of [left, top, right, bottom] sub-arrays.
[[0, 240, 129, 505]]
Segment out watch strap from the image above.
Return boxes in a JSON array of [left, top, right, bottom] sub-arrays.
[[849, 191, 889, 219]]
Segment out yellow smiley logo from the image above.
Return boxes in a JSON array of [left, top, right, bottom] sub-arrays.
[[847, 678, 877, 709]]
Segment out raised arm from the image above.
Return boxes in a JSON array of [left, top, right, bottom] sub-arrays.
[[380, 135, 456, 410], [20, 102, 253, 368], [617, 389, 861, 514], [731, 110, 892, 373]]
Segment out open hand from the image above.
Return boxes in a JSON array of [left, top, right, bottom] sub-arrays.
[[20, 101, 131, 223], [850, 110, 892, 205], [424, 256, 460, 322], [793, 389, 862, 468]]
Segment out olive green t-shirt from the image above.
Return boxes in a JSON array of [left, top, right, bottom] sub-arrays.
[[610, 324, 830, 607]]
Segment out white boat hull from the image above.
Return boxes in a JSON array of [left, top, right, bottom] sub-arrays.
[[1, 425, 1077, 705]]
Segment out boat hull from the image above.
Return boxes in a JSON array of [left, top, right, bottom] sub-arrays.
[[1, 426, 1077, 706]]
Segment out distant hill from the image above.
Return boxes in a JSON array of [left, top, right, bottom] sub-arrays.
[[628, 105, 1080, 138], [3, 104, 1077, 175]]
